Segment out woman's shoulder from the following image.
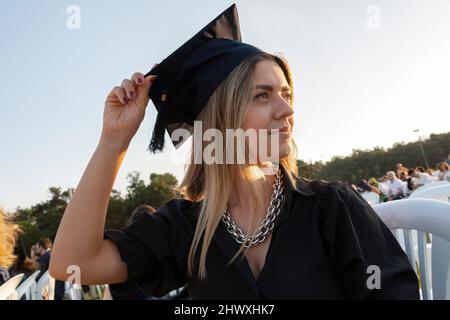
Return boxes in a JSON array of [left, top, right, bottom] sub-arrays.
[[155, 198, 202, 220], [113, 198, 201, 240], [107, 198, 201, 255], [121, 198, 200, 234], [298, 177, 374, 218], [296, 176, 353, 198]]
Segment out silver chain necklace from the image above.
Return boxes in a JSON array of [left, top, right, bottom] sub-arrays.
[[221, 168, 285, 248]]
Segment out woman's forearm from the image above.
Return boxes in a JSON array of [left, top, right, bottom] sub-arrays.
[[51, 135, 127, 270]]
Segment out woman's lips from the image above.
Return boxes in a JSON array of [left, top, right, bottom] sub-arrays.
[[269, 127, 291, 135]]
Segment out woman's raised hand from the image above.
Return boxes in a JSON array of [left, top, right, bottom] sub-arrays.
[[101, 70, 157, 153]]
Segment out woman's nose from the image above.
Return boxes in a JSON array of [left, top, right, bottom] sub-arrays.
[[274, 96, 294, 120]]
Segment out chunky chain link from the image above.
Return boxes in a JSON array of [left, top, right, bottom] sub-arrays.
[[222, 168, 285, 248]]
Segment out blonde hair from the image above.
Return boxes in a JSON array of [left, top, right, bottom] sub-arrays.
[[176, 52, 298, 280], [0, 208, 20, 269], [386, 171, 396, 178]]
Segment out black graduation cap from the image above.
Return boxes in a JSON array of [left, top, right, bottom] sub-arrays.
[[144, 3, 264, 153]]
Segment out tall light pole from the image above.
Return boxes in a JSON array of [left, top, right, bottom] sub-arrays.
[[67, 188, 74, 201], [413, 129, 429, 168]]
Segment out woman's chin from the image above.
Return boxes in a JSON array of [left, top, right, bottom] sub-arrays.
[[260, 140, 292, 161], [278, 140, 292, 159]]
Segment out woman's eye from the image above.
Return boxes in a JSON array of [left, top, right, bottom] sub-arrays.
[[255, 92, 268, 100], [283, 94, 292, 102]]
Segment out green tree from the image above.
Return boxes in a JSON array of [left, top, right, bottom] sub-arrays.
[[124, 171, 178, 218], [14, 187, 69, 252]]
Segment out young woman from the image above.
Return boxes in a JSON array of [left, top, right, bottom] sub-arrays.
[[50, 6, 419, 300], [438, 162, 450, 182]]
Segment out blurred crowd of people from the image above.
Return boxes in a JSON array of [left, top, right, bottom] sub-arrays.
[[352, 154, 450, 202], [0, 209, 66, 299]]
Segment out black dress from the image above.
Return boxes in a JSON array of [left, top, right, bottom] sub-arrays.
[[104, 165, 419, 300]]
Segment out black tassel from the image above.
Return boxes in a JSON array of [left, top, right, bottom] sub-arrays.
[[148, 90, 168, 153]]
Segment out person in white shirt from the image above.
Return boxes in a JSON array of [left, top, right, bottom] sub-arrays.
[[438, 162, 450, 182], [432, 167, 441, 178], [378, 178, 390, 197], [426, 168, 439, 182], [411, 166, 432, 188], [386, 171, 405, 201]]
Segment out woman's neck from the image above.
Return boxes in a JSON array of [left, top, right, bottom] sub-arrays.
[[227, 164, 276, 220]]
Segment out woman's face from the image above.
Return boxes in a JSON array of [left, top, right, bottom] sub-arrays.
[[242, 59, 294, 164]]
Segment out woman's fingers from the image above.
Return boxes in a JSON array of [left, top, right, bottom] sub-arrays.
[[131, 72, 145, 86], [121, 79, 137, 101], [107, 68, 158, 107], [135, 75, 157, 112], [111, 86, 128, 105]]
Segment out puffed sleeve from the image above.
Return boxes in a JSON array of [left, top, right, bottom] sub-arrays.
[[318, 182, 420, 299], [104, 199, 198, 297]]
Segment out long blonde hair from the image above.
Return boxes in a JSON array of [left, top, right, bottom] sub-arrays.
[[0, 208, 20, 270], [177, 52, 298, 280]]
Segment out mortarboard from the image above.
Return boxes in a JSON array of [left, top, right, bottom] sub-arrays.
[[144, 3, 265, 153]]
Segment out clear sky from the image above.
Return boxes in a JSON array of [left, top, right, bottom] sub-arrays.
[[1, 0, 449, 211]]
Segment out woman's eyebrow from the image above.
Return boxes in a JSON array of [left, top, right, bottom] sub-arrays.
[[255, 84, 291, 92]]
